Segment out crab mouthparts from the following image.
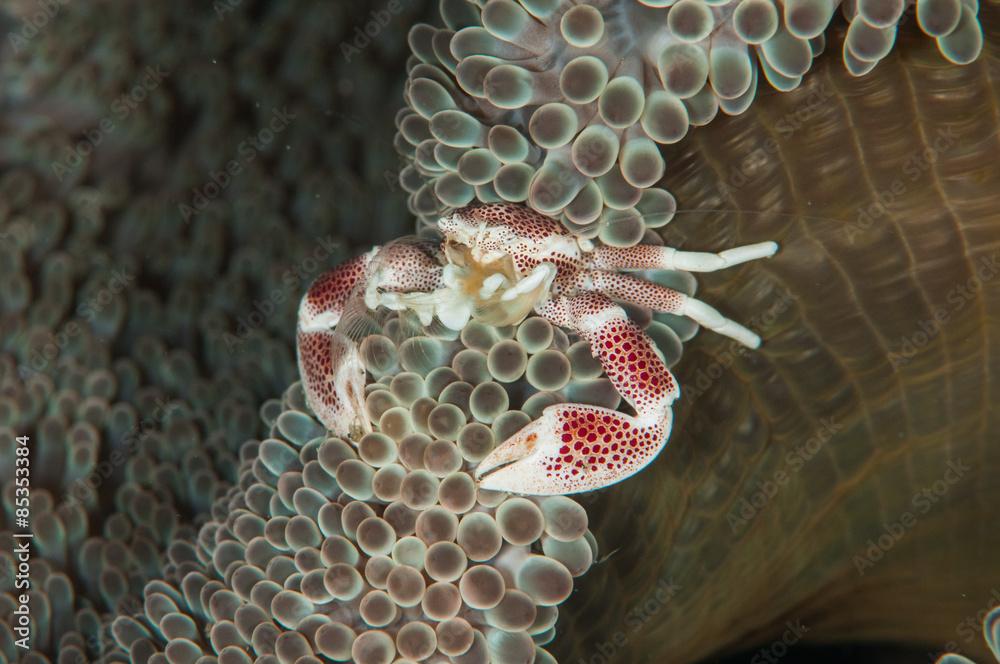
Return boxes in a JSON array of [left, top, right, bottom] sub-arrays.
[[442, 242, 550, 327]]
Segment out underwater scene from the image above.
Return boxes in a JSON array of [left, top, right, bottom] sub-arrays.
[[0, 1, 998, 663]]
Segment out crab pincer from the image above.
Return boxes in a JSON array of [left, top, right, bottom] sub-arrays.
[[476, 292, 680, 494], [447, 204, 778, 495]]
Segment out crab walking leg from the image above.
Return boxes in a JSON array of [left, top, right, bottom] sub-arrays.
[[296, 329, 370, 438], [581, 271, 762, 348], [476, 293, 679, 495], [298, 251, 374, 332], [296, 251, 375, 438], [584, 241, 779, 272]]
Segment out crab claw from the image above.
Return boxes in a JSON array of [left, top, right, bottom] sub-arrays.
[[476, 291, 680, 495], [476, 403, 672, 495], [297, 328, 371, 439]]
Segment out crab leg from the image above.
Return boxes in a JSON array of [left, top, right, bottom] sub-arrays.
[[580, 271, 762, 348], [476, 293, 679, 495], [297, 251, 375, 439], [584, 241, 778, 272]]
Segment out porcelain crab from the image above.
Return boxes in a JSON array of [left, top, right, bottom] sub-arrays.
[[297, 203, 778, 495]]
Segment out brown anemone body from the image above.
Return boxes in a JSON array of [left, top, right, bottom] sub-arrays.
[[558, 13, 1000, 664]]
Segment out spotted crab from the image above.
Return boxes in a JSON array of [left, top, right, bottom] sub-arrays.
[[297, 203, 778, 495]]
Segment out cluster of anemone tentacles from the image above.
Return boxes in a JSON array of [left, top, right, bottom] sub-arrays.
[[396, 0, 984, 234], [0, 165, 264, 662], [1, 1, 993, 663], [0, 143, 690, 661], [0, 0, 432, 660], [938, 606, 1000, 664], [107, 311, 626, 663], [92, 205, 701, 661]]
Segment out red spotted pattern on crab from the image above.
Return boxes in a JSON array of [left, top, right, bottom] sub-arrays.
[[296, 241, 445, 439], [296, 203, 778, 495]]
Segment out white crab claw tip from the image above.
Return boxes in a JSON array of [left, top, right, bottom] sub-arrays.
[[476, 412, 553, 479], [442, 264, 462, 288], [711, 241, 780, 270], [476, 461, 549, 494], [474, 412, 571, 495], [476, 454, 568, 496], [475, 436, 537, 482]]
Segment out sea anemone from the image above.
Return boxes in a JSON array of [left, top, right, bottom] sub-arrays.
[[0, 0, 428, 657], [2, 0, 996, 662], [935, 605, 1000, 663], [109, 308, 621, 662], [396, 0, 984, 234], [0, 164, 269, 660]]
